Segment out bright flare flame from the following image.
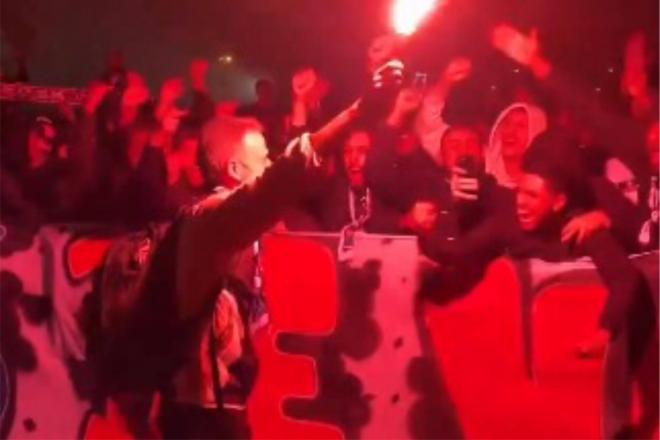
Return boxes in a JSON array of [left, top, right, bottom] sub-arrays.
[[392, 0, 438, 35]]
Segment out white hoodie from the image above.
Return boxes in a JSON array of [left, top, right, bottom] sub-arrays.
[[486, 103, 548, 188]]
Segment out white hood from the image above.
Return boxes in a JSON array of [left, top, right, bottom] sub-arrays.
[[486, 102, 547, 188]]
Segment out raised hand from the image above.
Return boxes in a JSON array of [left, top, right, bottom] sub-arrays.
[[367, 34, 403, 73], [443, 57, 472, 84], [491, 24, 540, 67], [450, 166, 479, 201], [387, 87, 423, 128], [371, 59, 405, 90], [492, 24, 552, 79]]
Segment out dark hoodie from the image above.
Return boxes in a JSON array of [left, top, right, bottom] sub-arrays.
[[366, 123, 445, 214]]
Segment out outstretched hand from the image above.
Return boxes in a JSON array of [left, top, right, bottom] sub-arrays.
[[309, 99, 361, 155], [561, 210, 612, 246], [443, 57, 472, 84], [491, 24, 540, 67], [491, 24, 552, 79]]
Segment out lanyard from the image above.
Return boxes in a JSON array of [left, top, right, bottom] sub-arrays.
[[348, 187, 372, 228]]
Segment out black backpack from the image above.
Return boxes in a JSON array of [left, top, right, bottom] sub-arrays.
[[96, 218, 261, 404], [99, 224, 169, 335], [96, 221, 192, 396]]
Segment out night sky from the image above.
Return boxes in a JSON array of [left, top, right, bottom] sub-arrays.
[[1, 0, 658, 105]]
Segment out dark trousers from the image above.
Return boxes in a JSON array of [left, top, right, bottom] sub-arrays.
[[158, 400, 251, 439], [605, 252, 659, 439]]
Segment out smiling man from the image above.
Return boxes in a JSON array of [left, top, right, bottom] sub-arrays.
[[411, 130, 656, 437], [99, 103, 359, 439], [316, 127, 401, 233], [486, 103, 548, 189]]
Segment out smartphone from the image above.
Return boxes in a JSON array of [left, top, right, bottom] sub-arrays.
[[457, 155, 479, 178], [412, 72, 428, 90]]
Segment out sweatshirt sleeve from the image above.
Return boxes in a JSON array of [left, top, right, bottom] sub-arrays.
[[419, 214, 508, 268], [540, 69, 651, 183], [580, 230, 653, 338], [590, 176, 647, 252]]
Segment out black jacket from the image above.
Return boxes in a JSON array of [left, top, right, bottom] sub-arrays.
[[317, 175, 402, 234], [421, 202, 653, 337], [366, 124, 445, 214], [100, 136, 321, 397]]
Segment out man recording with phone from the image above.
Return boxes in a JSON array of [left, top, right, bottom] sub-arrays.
[[405, 123, 518, 298], [441, 124, 516, 232]]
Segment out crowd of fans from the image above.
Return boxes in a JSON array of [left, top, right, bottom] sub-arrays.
[[0, 26, 658, 251], [1, 21, 658, 439]]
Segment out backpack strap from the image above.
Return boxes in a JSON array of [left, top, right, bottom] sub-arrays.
[[208, 321, 225, 409]]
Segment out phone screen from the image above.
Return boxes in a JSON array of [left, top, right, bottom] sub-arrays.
[[412, 72, 428, 90]]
